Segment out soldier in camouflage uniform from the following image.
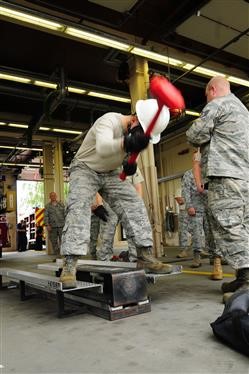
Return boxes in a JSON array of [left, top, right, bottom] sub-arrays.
[[60, 99, 181, 289], [44, 192, 65, 256], [175, 194, 191, 258], [89, 194, 118, 261], [181, 169, 213, 268], [186, 76, 249, 294], [89, 167, 144, 262], [193, 148, 224, 280]]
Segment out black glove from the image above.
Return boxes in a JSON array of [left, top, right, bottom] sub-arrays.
[[93, 205, 109, 222], [124, 126, 150, 153], [122, 159, 137, 176]]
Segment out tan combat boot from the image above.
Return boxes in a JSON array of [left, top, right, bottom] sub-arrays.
[[137, 248, 181, 274], [191, 252, 201, 268], [60, 255, 79, 289], [222, 292, 234, 304], [176, 249, 189, 258], [200, 250, 209, 258], [210, 257, 223, 280]]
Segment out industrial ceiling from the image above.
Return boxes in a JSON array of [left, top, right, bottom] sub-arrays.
[[0, 0, 248, 175]]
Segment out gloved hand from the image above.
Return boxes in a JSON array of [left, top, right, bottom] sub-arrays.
[[124, 126, 150, 153], [93, 205, 109, 222], [122, 159, 137, 176]]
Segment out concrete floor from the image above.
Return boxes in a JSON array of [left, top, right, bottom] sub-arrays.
[[1, 249, 248, 374]]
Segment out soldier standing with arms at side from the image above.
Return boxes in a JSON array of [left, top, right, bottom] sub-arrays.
[[181, 169, 212, 269], [44, 192, 65, 256], [186, 76, 249, 297]]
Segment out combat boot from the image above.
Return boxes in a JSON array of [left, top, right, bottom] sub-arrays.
[[222, 292, 234, 304], [60, 255, 79, 289], [137, 247, 181, 274], [210, 257, 223, 280], [176, 249, 189, 258], [210, 257, 228, 265], [221, 268, 249, 293], [200, 250, 209, 258], [191, 252, 201, 268]]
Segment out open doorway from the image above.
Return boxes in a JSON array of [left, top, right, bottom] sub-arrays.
[[17, 181, 44, 222]]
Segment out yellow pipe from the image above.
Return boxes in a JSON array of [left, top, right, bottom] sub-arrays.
[[182, 270, 234, 278]]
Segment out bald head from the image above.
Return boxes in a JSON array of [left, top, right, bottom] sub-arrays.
[[49, 192, 57, 202], [206, 76, 231, 103]]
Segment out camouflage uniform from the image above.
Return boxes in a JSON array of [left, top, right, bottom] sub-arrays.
[[44, 201, 65, 255], [89, 168, 144, 261], [61, 160, 152, 256], [89, 201, 118, 260], [175, 186, 190, 249], [178, 208, 190, 249], [186, 93, 249, 270], [61, 113, 153, 257], [182, 169, 214, 255], [89, 212, 100, 259], [194, 147, 217, 259], [123, 169, 144, 261]]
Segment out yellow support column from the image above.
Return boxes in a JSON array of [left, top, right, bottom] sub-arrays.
[[53, 138, 64, 202], [43, 142, 54, 254], [128, 56, 163, 257]]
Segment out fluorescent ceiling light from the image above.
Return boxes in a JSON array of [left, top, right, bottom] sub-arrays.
[[194, 67, 225, 77], [8, 123, 28, 128], [0, 6, 63, 30], [130, 47, 183, 66], [0, 73, 31, 83], [183, 64, 226, 78], [0, 71, 130, 101], [1, 6, 249, 89], [39, 127, 50, 131], [53, 128, 82, 135], [88, 91, 131, 103], [39, 126, 82, 135], [185, 110, 200, 117], [227, 76, 249, 88], [68, 86, 87, 94], [65, 27, 132, 52], [0, 145, 42, 151], [1, 162, 40, 168], [0, 122, 6, 125], [34, 80, 57, 89]]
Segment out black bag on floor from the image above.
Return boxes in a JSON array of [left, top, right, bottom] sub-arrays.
[[210, 289, 249, 357]]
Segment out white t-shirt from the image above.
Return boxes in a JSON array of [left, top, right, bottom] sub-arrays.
[[75, 112, 125, 172]]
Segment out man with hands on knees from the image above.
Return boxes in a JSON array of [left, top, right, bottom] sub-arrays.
[[60, 98, 181, 289]]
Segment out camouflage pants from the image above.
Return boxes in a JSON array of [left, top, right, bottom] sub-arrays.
[[89, 202, 118, 260], [90, 202, 137, 261], [89, 213, 100, 258], [48, 227, 63, 255], [178, 210, 190, 248], [188, 212, 205, 252], [208, 178, 249, 270], [61, 160, 153, 256], [203, 205, 217, 258]]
